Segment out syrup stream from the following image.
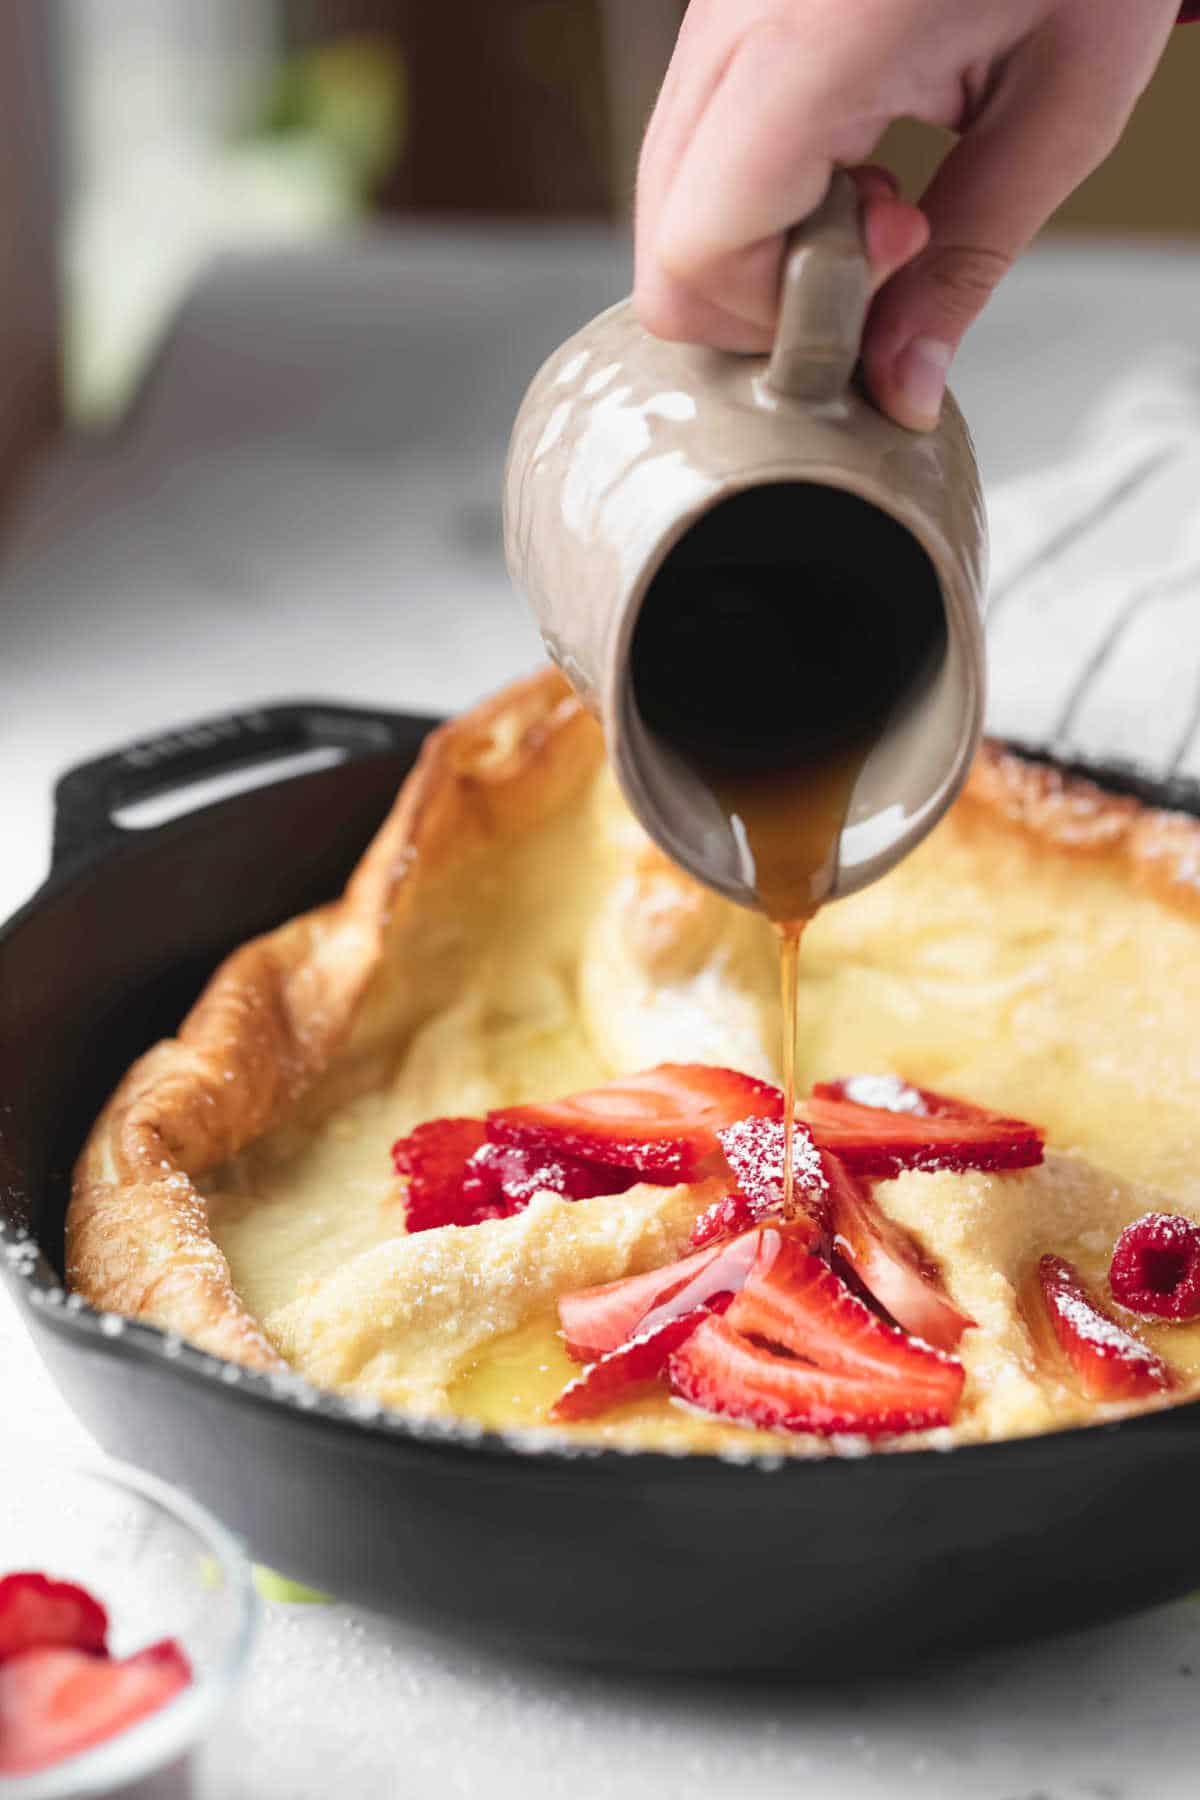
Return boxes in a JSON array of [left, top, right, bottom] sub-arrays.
[[778, 921, 802, 1210], [709, 740, 872, 1210]]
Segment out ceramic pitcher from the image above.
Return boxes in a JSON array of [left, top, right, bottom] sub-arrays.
[[503, 171, 987, 908]]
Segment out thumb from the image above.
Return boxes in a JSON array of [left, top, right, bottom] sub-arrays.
[[862, 24, 1156, 431]]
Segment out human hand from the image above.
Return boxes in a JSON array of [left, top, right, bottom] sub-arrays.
[[635, 0, 1180, 429]]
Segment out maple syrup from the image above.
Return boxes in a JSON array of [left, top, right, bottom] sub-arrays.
[[631, 483, 946, 1199]]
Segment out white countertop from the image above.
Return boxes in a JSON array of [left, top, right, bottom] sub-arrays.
[[3, 225, 1200, 1799]]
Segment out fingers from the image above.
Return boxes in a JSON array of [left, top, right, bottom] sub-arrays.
[[635, 17, 880, 348], [851, 167, 930, 293], [863, 7, 1178, 430], [635, 155, 928, 352]]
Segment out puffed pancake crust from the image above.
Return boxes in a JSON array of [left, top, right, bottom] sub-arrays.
[[68, 669, 1200, 1453]]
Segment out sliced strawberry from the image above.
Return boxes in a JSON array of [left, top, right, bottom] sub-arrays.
[[1038, 1254, 1175, 1400], [558, 1230, 762, 1359], [668, 1315, 962, 1438], [1109, 1212, 1200, 1321], [460, 1141, 637, 1214], [823, 1152, 974, 1351], [717, 1116, 828, 1221], [392, 1117, 489, 1232], [0, 1573, 108, 1665], [725, 1230, 965, 1391], [488, 1064, 783, 1182], [804, 1078, 1044, 1177], [690, 1192, 758, 1248], [550, 1311, 710, 1421], [393, 1120, 636, 1233], [0, 1640, 191, 1776]]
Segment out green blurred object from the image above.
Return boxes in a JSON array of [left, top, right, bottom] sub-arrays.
[[252, 1565, 334, 1605], [254, 35, 408, 198]]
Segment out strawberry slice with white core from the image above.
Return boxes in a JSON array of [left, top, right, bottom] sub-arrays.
[[550, 1310, 713, 1421], [668, 1315, 962, 1438], [724, 1231, 965, 1389], [558, 1230, 762, 1360], [823, 1152, 975, 1352], [804, 1078, 1044, 1178], [487, 1064, 783, 1182], [1037, 1254, 1175, 1401], [0, 1639, 191, 1776], [0, 1573, 108, 1665]]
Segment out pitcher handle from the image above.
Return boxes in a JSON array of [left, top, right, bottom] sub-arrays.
[[764, 168, 871, 404]]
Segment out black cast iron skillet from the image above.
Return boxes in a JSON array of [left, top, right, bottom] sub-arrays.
[[3, 701, 1199, 1675]]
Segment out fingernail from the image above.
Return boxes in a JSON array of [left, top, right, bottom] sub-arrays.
[[893, 337, 953, 427]]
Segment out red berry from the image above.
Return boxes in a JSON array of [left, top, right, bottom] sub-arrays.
[[559, 1230, 762, 1359], [1109, 1213, 1200, 1321], [690, 1192, 758, 1247], [392, 1118, 490, 1232], [0, 1641, 190, 1776], [668, 1315, 962, 1439], [716, 1115, 828, 1219], [461, 1141, 636, 1214], [392, 1119, 637, 1233], [550, 1311, 709, 1421], [487, 1064, 783, 1182], [823, 1151, 974, 1352], [1038, 1254, 1175, 1400], [0, 1573, 108, 1665], [805, 1077, 1044, 1177]]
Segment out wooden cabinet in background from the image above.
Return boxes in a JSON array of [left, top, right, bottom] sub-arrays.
[[0, 0, 59, 517]]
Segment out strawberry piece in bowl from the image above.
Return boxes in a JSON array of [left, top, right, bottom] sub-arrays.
[[487, 1064, 783, 1182], [1109, 1212, 1200, 1321], [1038, 1254, 1175, 1400], [823, 1153, 975, 1352], [0, 1639, 191, 1777], [804, 1077, 1044, 1178], [0, 1572, 108, 1664]]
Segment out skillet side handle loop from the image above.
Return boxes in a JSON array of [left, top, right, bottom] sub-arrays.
[[765, 169, 872, 405], [50, 701, 428, 875]]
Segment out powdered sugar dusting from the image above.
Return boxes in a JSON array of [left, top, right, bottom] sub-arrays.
[[1051, 1287, 1152, 1364], [718, 1115, 827, 1215], [841, 1074, 927, 1116]]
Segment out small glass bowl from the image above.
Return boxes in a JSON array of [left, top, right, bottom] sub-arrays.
[[0, 1456, 257, 1797]]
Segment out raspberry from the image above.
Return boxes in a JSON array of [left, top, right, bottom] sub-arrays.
[[1109, 1212, 1200, 1321]]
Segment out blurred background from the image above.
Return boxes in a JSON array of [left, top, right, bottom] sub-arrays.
[[0, 1, 1198, 917], [4, 0, 1200, 482]]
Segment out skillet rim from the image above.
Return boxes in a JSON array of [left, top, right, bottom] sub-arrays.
[[5, 709, 1200, 1477]]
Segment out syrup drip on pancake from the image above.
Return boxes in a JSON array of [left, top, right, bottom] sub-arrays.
[[630, 485, 947, 1207], [704, 740, 875, 1208]]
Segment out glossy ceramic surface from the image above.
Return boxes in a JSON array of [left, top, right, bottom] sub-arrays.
[[504, 174, 988, 907], [3, 705, 1200, 1674]]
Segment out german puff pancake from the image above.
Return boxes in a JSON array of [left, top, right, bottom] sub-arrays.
[[68, 669, 1200, 1454]]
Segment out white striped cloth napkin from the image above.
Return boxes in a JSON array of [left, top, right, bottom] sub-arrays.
[[984, 348, 1200, 783]]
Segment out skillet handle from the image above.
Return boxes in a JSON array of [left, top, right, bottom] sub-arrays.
[[51, 700, 434, 873]]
